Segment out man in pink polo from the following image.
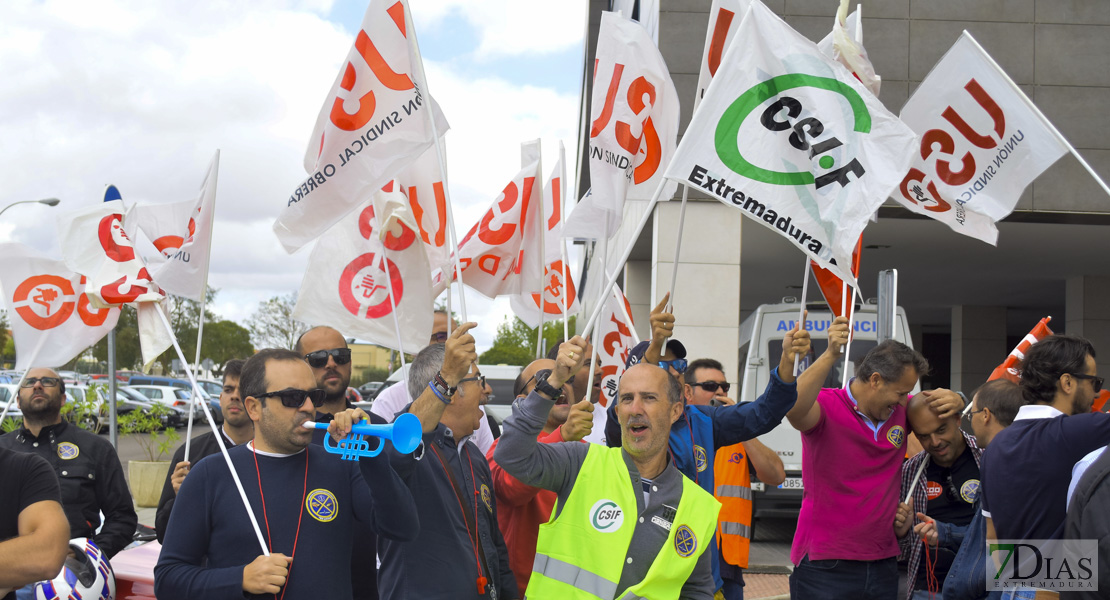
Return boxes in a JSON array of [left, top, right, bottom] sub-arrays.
[[785, 317, 956, 599]]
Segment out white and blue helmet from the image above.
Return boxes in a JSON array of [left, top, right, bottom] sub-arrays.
[[34, 538, 115, 600]]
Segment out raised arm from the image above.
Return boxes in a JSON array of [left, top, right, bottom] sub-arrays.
[[742, 439, 785, 487], [787, 316, 849, 432], [409, 322, 478, 433]]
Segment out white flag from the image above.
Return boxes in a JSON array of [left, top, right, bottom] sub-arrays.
[[817, 1, 881, 97], [611, 0, 660, 43], [564, 12, 678, 240], [896, 31, 1068, 245], [273, 0, 450, 253], [597, 284, 637, 411], [694, 0, 752, 106], [664, 1, 917, 283], [393, 142, 451, 274], [130, 151, 219, 301], [293, 188, 433, 354], [0, 244, 120, 370], [439, 141, 543, 299]]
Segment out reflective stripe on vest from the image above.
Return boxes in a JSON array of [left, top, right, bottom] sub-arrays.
[[532, 553, 618, 599], [715, 484, 752, 500], [714, 443, 752, 569]]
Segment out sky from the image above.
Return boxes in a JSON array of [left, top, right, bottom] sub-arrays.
[[0, 0, 587, 352]]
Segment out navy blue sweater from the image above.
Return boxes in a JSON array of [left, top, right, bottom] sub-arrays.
[[154, 443, 418, 600]]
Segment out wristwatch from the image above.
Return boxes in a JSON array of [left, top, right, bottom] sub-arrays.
[[533, 370, 562, 400], [431, 372, 457, 398]]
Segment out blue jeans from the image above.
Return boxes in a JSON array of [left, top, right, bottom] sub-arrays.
[[720, 575, 744, 600], [789, 555, 898, 600]]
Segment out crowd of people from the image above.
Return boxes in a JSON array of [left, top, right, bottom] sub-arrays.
[[2, 305, 1110, 600]]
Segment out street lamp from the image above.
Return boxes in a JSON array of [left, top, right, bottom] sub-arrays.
[[0, 198, 61, 218]]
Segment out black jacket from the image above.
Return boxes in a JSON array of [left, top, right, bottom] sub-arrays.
[[155, 428, 237, 544], [1064, 446, 1110, 599], [0, 420, 137, 557]]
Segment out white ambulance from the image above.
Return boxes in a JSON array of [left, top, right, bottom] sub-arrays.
[[737, 301, 914, 522]]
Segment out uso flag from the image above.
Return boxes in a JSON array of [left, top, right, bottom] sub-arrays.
[[0, 243, 119, 369], [294, 187, 433, 354], [664, 1, 916, 285], [273, 0, 450, 253]]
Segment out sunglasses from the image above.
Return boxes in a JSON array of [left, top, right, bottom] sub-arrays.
[[304, 347, 352, 369], [255, 387, 327, 409], [22, 377, 61, 388], [515, 369, 573, 401], [1069, 372, 1105, 393], [659, 358, 688, 374], [431, 331, 449, 343], [692, 381, 730, 394]]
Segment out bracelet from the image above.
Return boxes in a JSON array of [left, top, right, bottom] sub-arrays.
[[428, 381, 451, 405]]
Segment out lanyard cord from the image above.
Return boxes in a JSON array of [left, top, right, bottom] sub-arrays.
[[252, 444, 309, 600], [431, 443, 488, 594]]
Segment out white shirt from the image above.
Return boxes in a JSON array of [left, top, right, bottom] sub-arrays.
[[1068, 445, 1108, 510], [369, 380, 494, 455]]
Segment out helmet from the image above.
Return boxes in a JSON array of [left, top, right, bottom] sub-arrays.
[[34, 537, 115, 600]]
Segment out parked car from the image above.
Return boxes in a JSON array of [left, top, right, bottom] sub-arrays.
[[128, 385, 207, 425], [358, 381, 384, 401], [197, 379, 223, 397]]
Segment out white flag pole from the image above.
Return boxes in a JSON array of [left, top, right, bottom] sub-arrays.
[[402, 2, 467, 323], [583, 236, 607, 402], [793, 260, 811, 377], [661, 184, 690, 359], [0, 336, 48, 426], [904, 456, 929, 504], [580, 178, 670, 337], [536, 147, 547, 359], [842, 286, 858, 389], [153, 302, 269, 556], [380, 252, 408, 373], [559, 143, 570, 342], [963, 32, 1110, 200], [185, 149, 220, 464]]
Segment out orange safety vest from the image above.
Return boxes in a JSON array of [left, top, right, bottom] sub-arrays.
[[713, 442, 752, 568]]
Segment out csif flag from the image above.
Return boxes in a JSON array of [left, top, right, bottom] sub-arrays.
[[563, 11, 679, 240], [293, 187, 433, 354], [129, 150, 219, 301], [897, 31, 1068, 245], [663, 0, 916, 284], [0, 243, 120, 370], [273, 0, 449, 253]]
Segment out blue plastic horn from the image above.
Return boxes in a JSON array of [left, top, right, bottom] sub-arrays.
[[302, 413, 423, 460]]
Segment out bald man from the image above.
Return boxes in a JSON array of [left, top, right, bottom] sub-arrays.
[[0, 367, 136, 558], [895, 390, 982, 600]]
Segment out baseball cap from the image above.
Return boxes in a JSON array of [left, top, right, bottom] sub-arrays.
[[625, 339, 687, 370]]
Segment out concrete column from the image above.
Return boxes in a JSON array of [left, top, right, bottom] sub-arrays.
[[950, 306, 1007, 394], [651, 201, 743, 383], [624, 260, 652, 343], [1066, 276, 1110, 376]]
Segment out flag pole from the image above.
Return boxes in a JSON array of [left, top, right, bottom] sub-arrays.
[[583, 236, 607, 402], [185, 149, 220, 464], [559, 142, 570, 342], [661, 183, 690, 359], [536, 145, 547, 359], [580, 179, 669, 337], [0, 336, 47, 426], [842, 286, 858, 389], [153, 302, 270, 555], [963, 32, 1110, 200], [402, 2, 467, 322], [793, 260, 811, 376], [380, 252, 408, 373]]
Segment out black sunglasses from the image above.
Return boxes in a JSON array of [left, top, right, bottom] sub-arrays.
[[21, 377, 61, 388], [304, 348, 352, 369], [255, 388, 327, 409], [1069, 372, 1105, 393], [431, 331, 449, 343], [692, 381, 730, 394]]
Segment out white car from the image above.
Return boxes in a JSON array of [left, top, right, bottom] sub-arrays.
[[128, 385, 207, 423]]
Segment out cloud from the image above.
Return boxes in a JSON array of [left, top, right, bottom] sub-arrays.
[[0, 0, 583, 353]]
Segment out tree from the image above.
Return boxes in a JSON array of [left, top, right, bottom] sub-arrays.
[[247, 292, 309, 350], [179, 320, 254, 366], [479, 316, 576, 367]]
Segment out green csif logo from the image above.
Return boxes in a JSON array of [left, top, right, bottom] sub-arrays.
[[714, 73, 871, 189], [590, 499, 624, 532]]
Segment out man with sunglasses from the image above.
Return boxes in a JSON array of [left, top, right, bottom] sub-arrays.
[[685, 357, 785, 600], [294, 326, 390, 600], [0, 367, 137, 561], [155, 348, 418, 600], [895, 391, 983, 600], [979, 335, 1110, 581], [603, 295, 811, 596], [487, 358, 594, 597]]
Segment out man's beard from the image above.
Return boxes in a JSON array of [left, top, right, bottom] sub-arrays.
[[20, 393, 61, 422], [322, 370, 349, 403]]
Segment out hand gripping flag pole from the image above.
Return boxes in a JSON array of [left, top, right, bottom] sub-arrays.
[[153, 303, 270, 555]]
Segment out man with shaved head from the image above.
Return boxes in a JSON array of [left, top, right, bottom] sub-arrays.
[[895, 390, 982, 600], [487, 357, 594, 596], [294, 326, 388, 600], [0, 367, 136, 558]]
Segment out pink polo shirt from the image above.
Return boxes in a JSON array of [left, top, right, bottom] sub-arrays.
[[790, 386, 907, 565]]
